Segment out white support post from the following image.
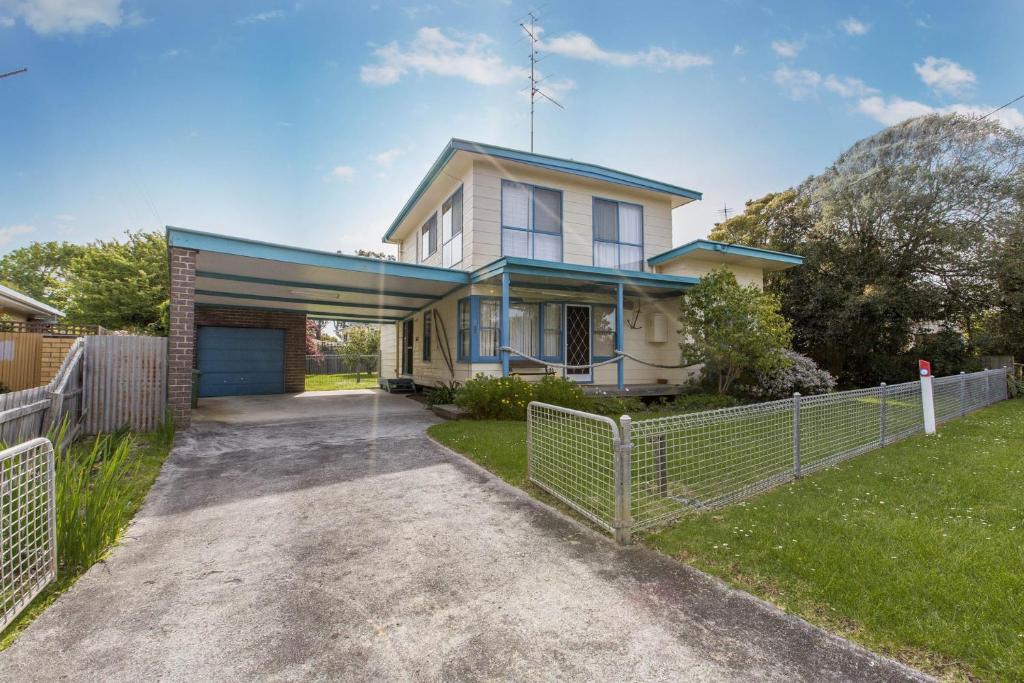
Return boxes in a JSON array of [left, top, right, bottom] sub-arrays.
[[921, 375, 936, 435]]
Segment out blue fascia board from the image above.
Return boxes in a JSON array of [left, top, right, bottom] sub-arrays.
[[195, 289, 423, 312], [195, 302, 402, 323], [647, 239, 805, 267], [168, 226, 469, 285], [381, 138, 703, 243], [471, 257, 698, 290]]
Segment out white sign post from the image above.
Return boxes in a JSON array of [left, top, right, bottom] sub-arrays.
[[919, 360, 936, 435]]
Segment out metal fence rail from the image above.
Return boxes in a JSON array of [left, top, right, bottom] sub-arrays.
[[0, 437, 56, 630], [527, 368, 1011, 542]]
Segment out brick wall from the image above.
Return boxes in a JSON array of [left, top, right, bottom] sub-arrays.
[[40, 336, 77, 383], [194, 307, 306, 393], [168, 247, 197, 427]]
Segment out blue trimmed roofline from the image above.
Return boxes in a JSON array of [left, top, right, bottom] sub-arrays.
[[381, 138, 703, 243], [471, 256, 698, 290], [647, 239, 804, 267], [167, 226, 469, 284]]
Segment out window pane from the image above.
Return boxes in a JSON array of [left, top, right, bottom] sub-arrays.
[[458, 300, 470, 360], [534, 233, 561, 262], [543, 303, 561, 357], [594, 305, 616, 333], [593, 198, 618, 241], [450, 232, 463, 266], [479, 300, 500, 357], [441, 201, 452, 242], [452, 187, 463, 236], [502, 228, 531, 258], [442, 241, 453, 268], [533, 187, 561, 234], [618, 203, 643, 245], [594, 332, 615, 358], [594, 241, 618, 268], [509, 304, 538, 357], [502, 181, 530, 229], [620, 245, 644, 272]]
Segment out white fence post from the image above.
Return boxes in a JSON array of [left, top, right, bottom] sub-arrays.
[[879, 382, 887, 447], [921, 375, 937, 435], [614, 415, 633, 545]]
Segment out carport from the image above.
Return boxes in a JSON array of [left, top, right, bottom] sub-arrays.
[[167, 227, 469, 425]]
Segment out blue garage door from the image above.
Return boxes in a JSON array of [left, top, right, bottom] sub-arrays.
[[198, 326, 285, 397]]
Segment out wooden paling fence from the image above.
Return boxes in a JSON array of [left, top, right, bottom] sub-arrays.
[[0, 335, 168, 445], [83, 336, 166, 434]]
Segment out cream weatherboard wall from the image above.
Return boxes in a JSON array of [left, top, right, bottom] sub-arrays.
[[655, 257, 765, 289], [398, 165, 474, 271]]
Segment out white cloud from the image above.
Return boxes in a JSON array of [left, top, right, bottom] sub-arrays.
[[237, 9, 285, 24], [732, 44, 745, 56], [0, 225, 34, 246], [361, 27, 527, 86], [914, 56, 975, 96], [542, 32, 712, 71], [856, 96, 1024, 129], [771, 40, 802, 59], [327, 166, 356, 181], [372, 148, 405, 168], [823, 74, 876, 98], [54, 214, 75, 222], [0, 15, 14, 27], [839, 17, 869, 35], [773, 66, 820, 100], [1, 0, 125, 34], [161, 48, 182, 59]]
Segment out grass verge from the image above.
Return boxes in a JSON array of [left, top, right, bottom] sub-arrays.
[[0, 430, 174, 650], [429, 400, 1024, 681], [305, 373, 377, 391]]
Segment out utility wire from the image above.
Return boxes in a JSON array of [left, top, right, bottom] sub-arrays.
[[980, 92, 1024, 120], [0, 67, 28, 80]]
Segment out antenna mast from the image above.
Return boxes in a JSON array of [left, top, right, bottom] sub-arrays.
[[520, 11, 562, 152]]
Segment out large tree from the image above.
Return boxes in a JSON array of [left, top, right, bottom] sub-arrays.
[[0, 241, 85, 308], [710, 114, 1024, 385]]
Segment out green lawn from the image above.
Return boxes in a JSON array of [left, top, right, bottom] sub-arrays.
[[305, 372, 377, 391], [430, 399, 1024, 680], [0, 431, 173, 650]]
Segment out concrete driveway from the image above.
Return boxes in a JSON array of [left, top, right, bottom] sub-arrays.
[[0, 390, 928, 682]]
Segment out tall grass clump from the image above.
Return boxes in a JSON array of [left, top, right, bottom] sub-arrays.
[[54, 429, 138, 572]]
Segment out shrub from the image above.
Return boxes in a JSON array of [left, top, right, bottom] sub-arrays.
[[585, 395, 646, 417], [671, 393, 741, 413], [533, 375, 586, 410], [424, 381, 460, 406], [745, 349, 837, 400], [454, 374, 534, 420]]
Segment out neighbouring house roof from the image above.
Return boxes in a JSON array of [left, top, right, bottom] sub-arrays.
[[0, 282, 64, 320], [647, 239, 804, 272], [382, 138, 703, 243], [166, 227, 699, 323]]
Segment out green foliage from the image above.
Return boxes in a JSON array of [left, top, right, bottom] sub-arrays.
[[670, 392, 741, 413], [454, 374, 534, 420], [679, 267, 792, 394], [532, 375, 587, 410], [54, 432, 138, 572], [337, 326, 381, 383], [0, 241, 85, 307], [424, 380, 461, 406], [585, 395, 646, 416], [910, 329, 982, 377], [711, 114, 1024, 386]]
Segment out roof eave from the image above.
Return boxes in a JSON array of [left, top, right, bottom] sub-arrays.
[[648, 239, 804, 269]]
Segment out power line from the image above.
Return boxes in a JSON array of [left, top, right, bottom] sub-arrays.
[[0, 67, 28, 81], [980, 92, 1024, 121], [520, 10, 563, 152]]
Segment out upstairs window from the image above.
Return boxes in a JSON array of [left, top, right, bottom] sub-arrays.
[[501, 180, 562, 262], [421, 213, 437, 261], [441, 187, 464, 268], [593, 198, 644, 271]]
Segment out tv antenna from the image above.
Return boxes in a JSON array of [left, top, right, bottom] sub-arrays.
[[0, 68, 28, 81], [718, 203, 733, 221], [520, 11, 563, 152]]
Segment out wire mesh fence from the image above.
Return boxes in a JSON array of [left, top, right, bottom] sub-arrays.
[[305, 354, 379, 375], [0, 437, 56, 630], [527, 368, 1011, 542]]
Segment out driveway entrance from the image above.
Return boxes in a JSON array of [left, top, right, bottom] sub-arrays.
[[0, 390, 925, 681]]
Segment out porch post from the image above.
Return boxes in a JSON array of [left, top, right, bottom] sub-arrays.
[[616, 283, 625, 390], [500, 272, 510, 377]]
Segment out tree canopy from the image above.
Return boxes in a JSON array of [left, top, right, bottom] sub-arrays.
[[709, 114, 1024, 384]]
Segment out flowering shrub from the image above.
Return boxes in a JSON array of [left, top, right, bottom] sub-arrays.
[[533, 375, 586, 410], [454, 374, 535, 420], [745, 349, 836, 400]]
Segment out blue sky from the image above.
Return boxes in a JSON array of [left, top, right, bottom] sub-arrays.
[[1, 1, 1021, 257]]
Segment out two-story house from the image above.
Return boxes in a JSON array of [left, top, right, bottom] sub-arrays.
[[165, 139, 802, 425]]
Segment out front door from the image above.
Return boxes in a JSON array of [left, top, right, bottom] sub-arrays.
[[564, 305, 592, 383], [401, 319, 414, 376]]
